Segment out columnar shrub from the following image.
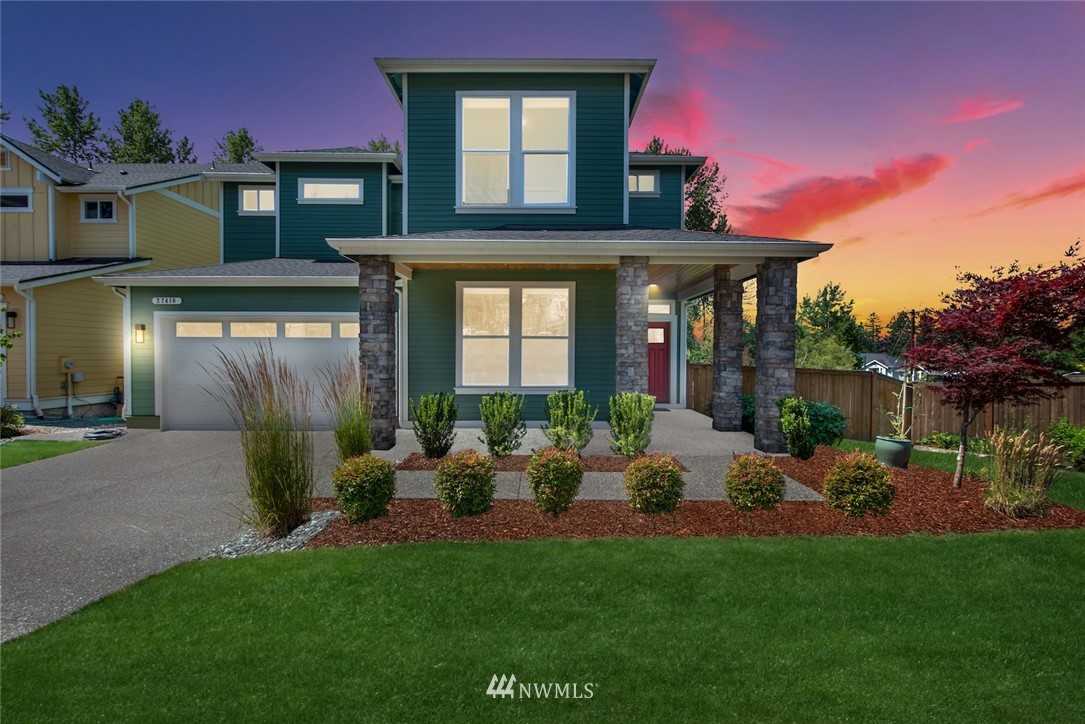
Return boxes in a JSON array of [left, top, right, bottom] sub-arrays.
[[1, 404, 25, 439], [479, 392, 526, 457], [410, 392, 457, 458], [527, 447, 584, 516], [332, 454, 396, 523], [805, 401, 848, 447], [319, 360, 372, 463], [542, 390, 598, 453], [984, 427, 1060, 517], [624, 453, 684, 514], [607, 392, 655, 456], [778, 396, 815, 460], [1048, 418, 1085, 471], [725, 454, 785, 512], [823, 451, 895, 517], [434, 450, 496, 517]]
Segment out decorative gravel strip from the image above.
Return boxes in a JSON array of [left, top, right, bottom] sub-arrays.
[[207, 511, 341, 558], [396, 452, 689, 472]]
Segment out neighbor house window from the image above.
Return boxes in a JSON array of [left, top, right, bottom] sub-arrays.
[[0, 148, 11, 170], [297, 178, 363, 204], [458, 92, 574, 209], [239, 185, 275, 214], [629, 171, 659, 196], [81, 197, 116, 222], [457, 282, 574, 390], [0, 188, 32, 212]]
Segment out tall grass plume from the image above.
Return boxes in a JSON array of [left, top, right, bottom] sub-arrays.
[[319, 358, 373, 464], [984, 427, 1061, 518]]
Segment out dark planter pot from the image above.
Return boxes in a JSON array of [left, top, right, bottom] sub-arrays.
[[874, 436, 912, 469]]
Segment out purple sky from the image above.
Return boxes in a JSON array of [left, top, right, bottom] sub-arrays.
[[3, 1, 1082, 316]]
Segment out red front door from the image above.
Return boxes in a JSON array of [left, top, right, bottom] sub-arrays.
[[648, 322, 670, 403]]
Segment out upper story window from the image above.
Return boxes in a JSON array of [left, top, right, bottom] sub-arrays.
[[457, 92, 575, 210], [0, 188, 32, 212], [298, 178, 364, 204], [0, 148, 11, 170], [81, 197, 116, 223], [239, 185, 276, 214], [629, 171, 660, 196]]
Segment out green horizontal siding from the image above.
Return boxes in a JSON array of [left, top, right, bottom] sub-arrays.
[[278, 162, 385, 259], [405, 73, 626, 232], [128, 286, 359, 417], [407, 269, 616, 420], [629, 166, 684, 229], [389, 181, 403, 235], [222, 182, 275, 262]]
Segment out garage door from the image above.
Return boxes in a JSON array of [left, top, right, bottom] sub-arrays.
[[161, 316, 360, 431]]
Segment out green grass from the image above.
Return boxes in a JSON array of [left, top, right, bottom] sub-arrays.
[[0, 440, 102, 469], [835, 439, 1085, 510], [3, 532, 1085, 722]]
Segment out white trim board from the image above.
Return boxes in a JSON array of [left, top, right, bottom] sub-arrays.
[[156, 188, 221, 218]]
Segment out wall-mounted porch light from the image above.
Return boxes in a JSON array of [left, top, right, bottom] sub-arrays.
[[5, 310, 17, 329], [134, 323, 146, 344]]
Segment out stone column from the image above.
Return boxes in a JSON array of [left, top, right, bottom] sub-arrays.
[[712, 265, 744, 431], [754, 257, 798, 453], [615, 256, 649, 394], [357, 255, 397, 450]]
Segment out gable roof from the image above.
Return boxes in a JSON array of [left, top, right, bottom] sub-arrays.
[[1, 258, 151, 289], [0, 134, 98, 184]]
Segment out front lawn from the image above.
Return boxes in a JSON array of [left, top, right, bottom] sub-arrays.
[[3, 532, 1084, 721], [0, 440, 102, 469]]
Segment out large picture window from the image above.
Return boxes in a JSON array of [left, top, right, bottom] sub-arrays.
[[457, 282, 574, 391], [457, 92, 574, 210]]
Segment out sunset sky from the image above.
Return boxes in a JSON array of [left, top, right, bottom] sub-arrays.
[[2, 1, 1082, 319]]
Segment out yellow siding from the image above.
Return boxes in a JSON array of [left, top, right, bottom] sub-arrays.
[[171, 179, 221, 211], [1, 286, 28, 399], [0, 152, 51, 261], [53, 193, 72, 258], [66, 193, 129, 257], [136, 189, 220, 271], [33, 278, 124, 399]]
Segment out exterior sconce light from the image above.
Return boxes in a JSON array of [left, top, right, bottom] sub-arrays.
[[134, 323, 146, 344], [5, 311, 16, 329]]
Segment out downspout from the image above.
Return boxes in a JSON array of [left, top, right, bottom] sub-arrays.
[[112, 286, 131, 418], [117, 191, 134, 258], [12, 285, 44, 417]]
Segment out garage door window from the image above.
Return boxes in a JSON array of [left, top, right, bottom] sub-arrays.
[[176, 322, 223, 338], [285, 322, 332, 338], [339, 322, 360, 338], [230, 322, 277, 338]]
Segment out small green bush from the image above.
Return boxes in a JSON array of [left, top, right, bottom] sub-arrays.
[[741, 393, 755, 434], [479, 392, 526, 457], [527, 447, 584, 516], [624, 453, 684, 514], [1, 404, 25, 439], [542, 390, 598, 453], [410, 393, 457, 458], [985, 427, 1059, 517], [434, 450, 496, 517], [725, 454, 785, 512], [778, 396, 815, 460], [332, 454, 395, 523], [921, 431, 992, 454], [806, 401, 848, 447], [823, 451, 895, 517], [607, 392, 655, 456], [1048, 418, 1085, 471]]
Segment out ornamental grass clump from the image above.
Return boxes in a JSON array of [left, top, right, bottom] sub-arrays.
[[332, 454, 395, 523], [410, 392, 457, 458], [207, 343, 313, 537], [984, 427, 1061, 518], [541, 390, 598, 453], [434, 450, 496, 517], [479, 392, 526, 457], [725, 454, 785, 512], [624, 453, 684, 514], [527, 447, 584, 516], [319, 359, 372, 464], [823, 451, 895, 518], [607, 392, 655, 457], [778, 396, 815, 460]]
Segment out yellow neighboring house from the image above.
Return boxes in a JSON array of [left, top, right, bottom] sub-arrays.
[[0, 134, 273, 417]]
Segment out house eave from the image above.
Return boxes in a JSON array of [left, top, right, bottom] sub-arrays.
[[92, 275, 358, 288], [13, 259, 151, 290]]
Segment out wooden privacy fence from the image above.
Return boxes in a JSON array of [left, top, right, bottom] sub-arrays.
[[686, 363, 1084, 442]]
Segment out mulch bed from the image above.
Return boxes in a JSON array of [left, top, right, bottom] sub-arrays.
[[395, 452, 688, 473], [308, 446, 1085, 547]]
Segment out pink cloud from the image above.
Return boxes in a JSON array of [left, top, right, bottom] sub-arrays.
[[659, 2, 776, 69], [963, 138, 990, 153], [974, 170, 1085, 215], [733, 154, 956, 238], [718, 148, 803, 190], [941, 96, 1024, 124], [629, 88, 716, 151]]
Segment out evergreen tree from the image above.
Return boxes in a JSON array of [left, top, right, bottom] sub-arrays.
[[24, 85, 105, 164], [796, 282, 865, 354], [642, 136, 732, 233]]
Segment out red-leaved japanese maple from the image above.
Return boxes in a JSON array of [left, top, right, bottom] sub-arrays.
[[907, 244, 1084, 487]]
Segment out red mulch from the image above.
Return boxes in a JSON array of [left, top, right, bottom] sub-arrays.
[[308, 446, 1085, 547], [395, 452, 688, 472]]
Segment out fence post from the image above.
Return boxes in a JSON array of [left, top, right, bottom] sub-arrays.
[[868, 370, 876, 441]]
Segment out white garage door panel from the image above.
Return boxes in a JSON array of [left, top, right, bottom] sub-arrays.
[[162, 318, 359, 431]]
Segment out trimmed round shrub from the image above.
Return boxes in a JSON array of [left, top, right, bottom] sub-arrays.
[[823, 451, 895, 517], [527, 447, 584, 516], [1, 404, 25, 439], [725, 454, 785, 512], [332, 454, 396, 523], [624, 453, 685, 514], [434, 450, 496, 517]]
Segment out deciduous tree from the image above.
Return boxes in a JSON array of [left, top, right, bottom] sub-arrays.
[[214, 127, 261, 163], [366, 134, 401, 154], [105, 99, 186, 163], [24, 85, 105, 164]]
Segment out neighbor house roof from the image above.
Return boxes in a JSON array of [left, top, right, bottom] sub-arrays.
[[94, 258, 360, 287], [860, 353, 904, 369], [1, 259, 150, 289], [254, 148, 401, 169]]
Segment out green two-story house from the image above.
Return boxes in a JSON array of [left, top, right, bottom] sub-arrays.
[[99, 58, 830, 453]]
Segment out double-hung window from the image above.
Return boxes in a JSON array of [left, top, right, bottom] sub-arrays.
[[457, 282, 574, 391], [458, 92, 575, 210]]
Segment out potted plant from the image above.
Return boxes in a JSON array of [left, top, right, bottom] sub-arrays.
[[875, 380, 913, 468]]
